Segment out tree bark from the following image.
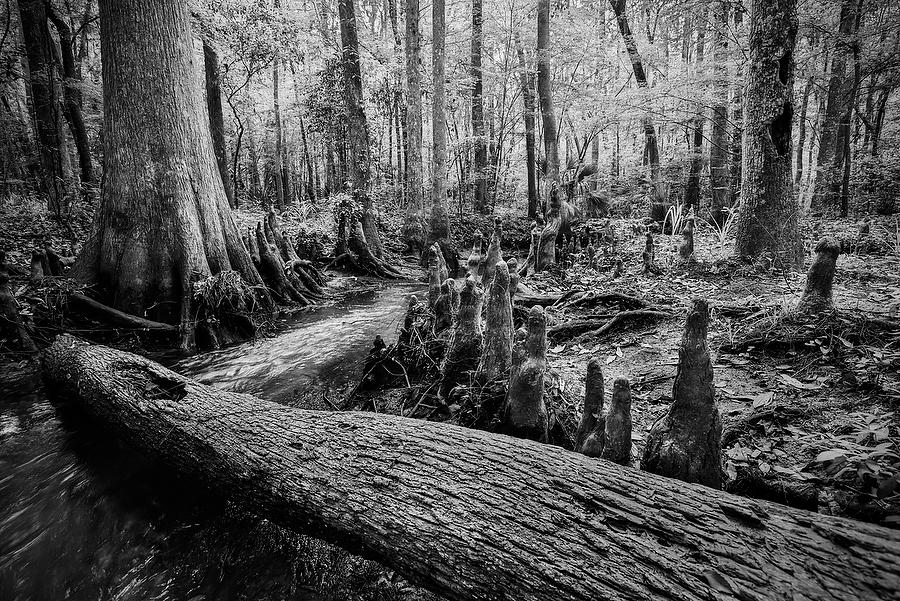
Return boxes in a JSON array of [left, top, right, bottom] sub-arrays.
[[273, 57, 285, 209], [43, 335, 900, 601], [471, 0, 489, 213], [78, 0, 267, 350], [733, 0, 803, 270], [203, 41, 236, 209], [46, 5, 93, 185], [794, 76, 812, 187], [402, 0, 426, 252], [18, 0, 75, 215]]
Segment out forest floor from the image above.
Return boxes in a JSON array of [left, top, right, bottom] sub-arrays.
[[509, 214, 900, 527]]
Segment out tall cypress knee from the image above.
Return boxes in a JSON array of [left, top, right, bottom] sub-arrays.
[[439, 278, 484, 398], [575, 357, 604, 452], [796, 237, 840, 314], [475, 261, 514, 385], [601, 377, 632, 466], [643, 299, 722, 488], [503, 305, 549, 442]]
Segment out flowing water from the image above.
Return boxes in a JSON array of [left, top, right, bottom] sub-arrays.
[[0, 280, 423, 601]]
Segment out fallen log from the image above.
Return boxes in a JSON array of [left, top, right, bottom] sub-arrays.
[[42, 336, 900, 601]]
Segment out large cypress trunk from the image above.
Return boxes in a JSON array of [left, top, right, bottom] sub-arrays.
[[79, 0, 264, 348], [732, 0, 803, 270], [43, 335, 900, 601], [401, 0, 426, 253], [18, 0, 75, 215]]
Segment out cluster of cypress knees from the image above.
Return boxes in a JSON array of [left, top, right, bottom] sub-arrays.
[[399, 215, 758, 488], [398, 215, 844, 489]]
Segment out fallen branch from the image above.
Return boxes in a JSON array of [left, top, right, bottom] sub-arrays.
[[42, 336, 900, 601], [70, 293, 177, 334]]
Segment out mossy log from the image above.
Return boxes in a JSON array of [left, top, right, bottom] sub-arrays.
[[42, 335, 900, 601]]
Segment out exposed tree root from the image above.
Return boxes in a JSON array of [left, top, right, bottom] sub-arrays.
[[69, 292, 178, 334], [548, 309, 670, 341]]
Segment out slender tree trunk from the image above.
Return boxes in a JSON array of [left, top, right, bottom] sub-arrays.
[[203, 42, 236, 209], [273, 61, 285, 209], [795, 76, 812, 186], [402, 0, 426, 252], [44, 336, 900, 601], [516, 37, 538, 219], [709, 1, 729, 225], [79, 0, 267, 350], [684, 118, 703, 211], [610, 0, 664, 219], [46, 6, 93, 185], [427, 0, 457, 273], [18, 0, 75, 215], [536, 0, 559, 185], [471, 0, 489, 212], [733, 0, 803, 270], [729, 7, 744, 208]]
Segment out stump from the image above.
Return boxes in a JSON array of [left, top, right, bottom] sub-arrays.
[[642, 299, 722, 488], [611, 257, 623, 278], [600, 377, 632, 466], [641, 232, 658, 273], [796, 237, 840, 314], [30, 250, 45, 283], [439, 278, 484, 398], [678, 217, 695, 261], [503, 305, 548, 442], [574, 358, 604, 452], [0, 267, 36, 351], [475, 262, 514, 386]]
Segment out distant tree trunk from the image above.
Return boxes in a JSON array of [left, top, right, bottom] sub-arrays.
[[609, 0, 664, 219], [337, 0, 385, 259], [80, 0, 267, 350], [471, 0, 489, 213], [733, 0, 803, 270], [203, 42, 236, 209], [684, 118, 703, 211], [708, 1, 730, 225], [273, 59, 285, 210], [794, 76, 812, 186], [247, 112, 262, 203], [18, 0, 74, 215], [516, 38, 538, 219], [46, 6, 93, 185], [299, 116, 316, 201], [402, 0, 426, 253], [427, 0, 457, 273], [812, 0, 860, 213], [729, 7, 744, 208], [536, 0, 559, 185]]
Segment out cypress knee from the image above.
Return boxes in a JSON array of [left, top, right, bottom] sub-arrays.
[[475, 262, 513, 385], [480, 216, 503, 289], [642, 232, 656, 273], [642, 299, 722, 488], [600, 377, 632, 466], [428, 243, 448, 309], [506, 258, 519, 302], [575, 357, 604, 452], [433, 278, 457, 333], [503, 305, 548, 442], [796, 237, 840, 314], [30, 251, 45, 283], [0, 269, 36, 351], [439, 278, 484, 398]]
